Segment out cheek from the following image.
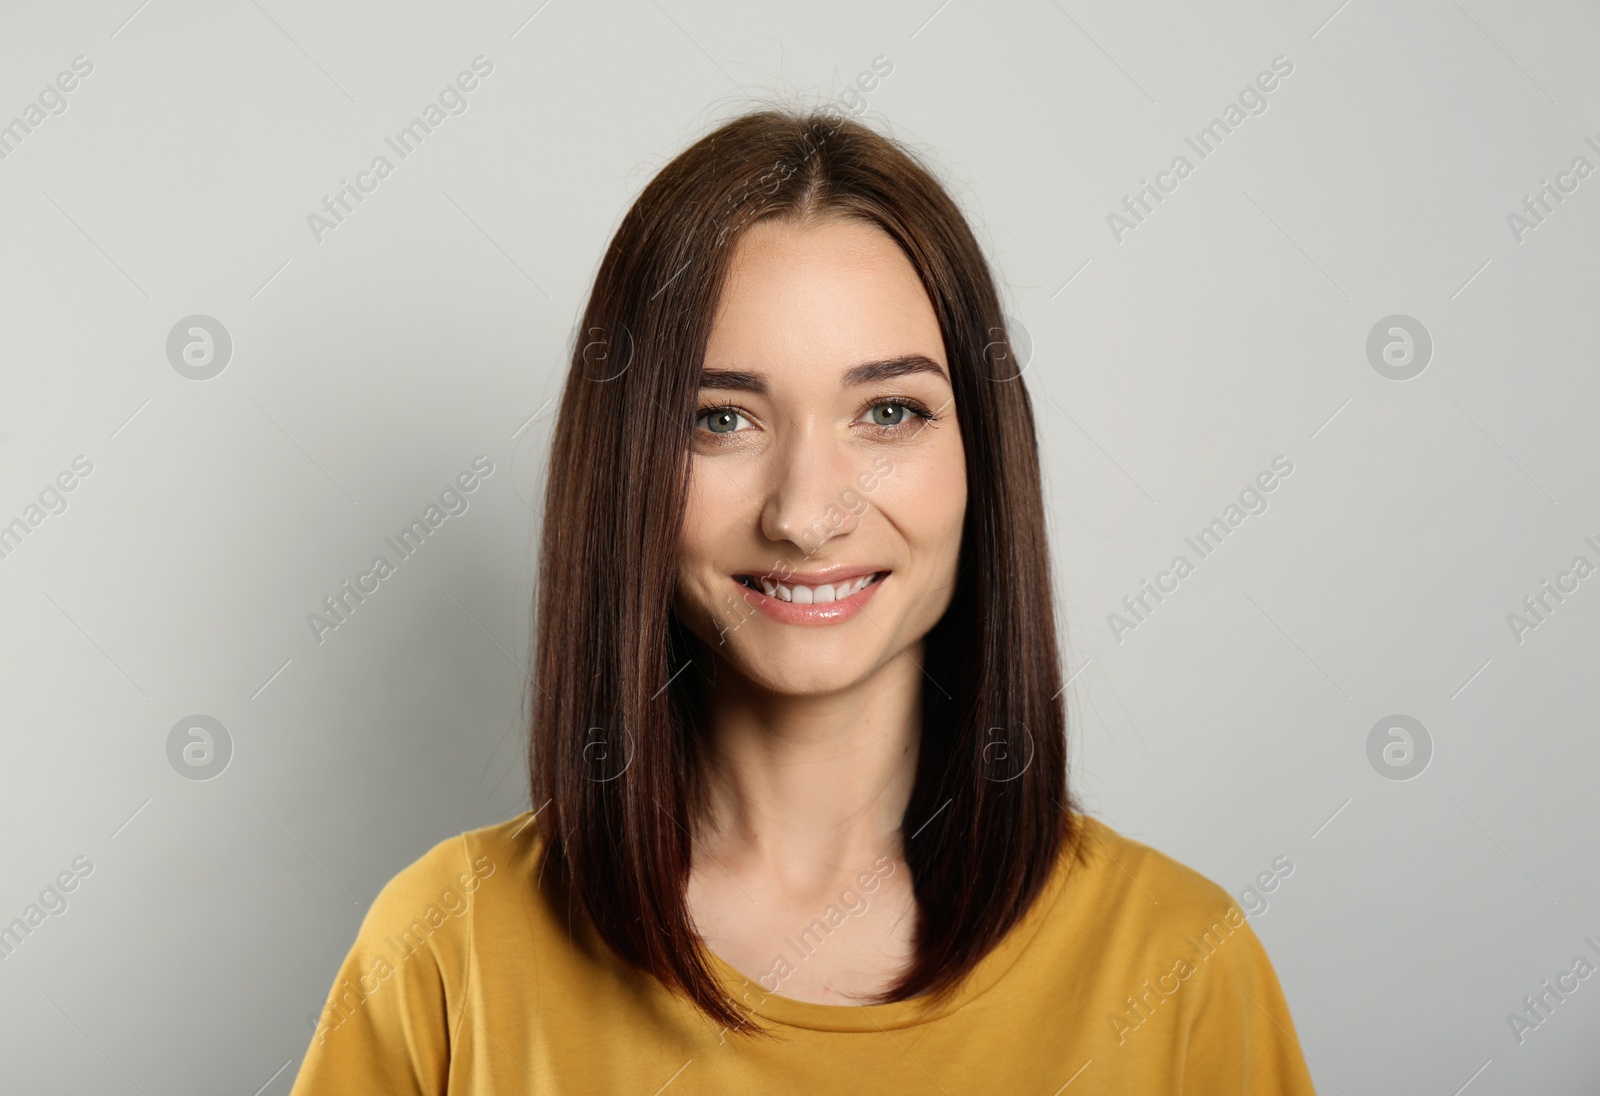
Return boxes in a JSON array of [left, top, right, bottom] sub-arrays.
[[675, 489, 713, 588], [879, 444, 966, 554], [931, 453, 968, 536], [676, 465, 742, 596], [918, 454, 969, 616], [678, 469, 720, 551], [857, 451, 964, 639], [930, 484, 968, 585]]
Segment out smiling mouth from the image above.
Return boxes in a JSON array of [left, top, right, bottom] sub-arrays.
[[734, 571, 889, 604]]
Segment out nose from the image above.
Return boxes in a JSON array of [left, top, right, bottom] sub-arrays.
[[758, 424, 867, 556]]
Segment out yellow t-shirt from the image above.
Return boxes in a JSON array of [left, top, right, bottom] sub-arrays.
[[290, 811, 1318, 1094]]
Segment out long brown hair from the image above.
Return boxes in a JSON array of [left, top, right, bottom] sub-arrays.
[[528, 104, 1079, 1037]]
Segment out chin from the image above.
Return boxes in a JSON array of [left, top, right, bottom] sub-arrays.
[[724, 640, 889, 697]]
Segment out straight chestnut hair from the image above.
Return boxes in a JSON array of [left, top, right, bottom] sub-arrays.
[[528, 105, 1081, 1038]]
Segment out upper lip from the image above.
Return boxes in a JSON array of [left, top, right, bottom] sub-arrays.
[[737, 564, 889, 586]]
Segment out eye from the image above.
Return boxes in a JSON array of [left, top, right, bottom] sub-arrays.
[[863, 402, 912, 427], [857, 398, 938, 433], [695, 406, 751, 435]]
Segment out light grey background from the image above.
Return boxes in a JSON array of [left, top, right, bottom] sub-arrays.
[[1, 0, 1596, 1091]]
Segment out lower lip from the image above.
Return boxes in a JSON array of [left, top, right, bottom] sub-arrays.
[[730, 573, 888, 627]]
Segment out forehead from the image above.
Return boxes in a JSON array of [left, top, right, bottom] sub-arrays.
[[704, 215, 947, 381]]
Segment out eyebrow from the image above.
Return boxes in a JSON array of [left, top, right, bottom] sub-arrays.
[[697, 354, 949, 394]]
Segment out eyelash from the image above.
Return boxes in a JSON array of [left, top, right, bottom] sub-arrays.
[[692, 397, 941, 442]]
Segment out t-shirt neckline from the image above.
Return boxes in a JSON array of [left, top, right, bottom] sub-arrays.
[[702, 815, 1093, 1033]]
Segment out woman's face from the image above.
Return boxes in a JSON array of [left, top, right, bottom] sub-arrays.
[[673, 214, 968, 696]]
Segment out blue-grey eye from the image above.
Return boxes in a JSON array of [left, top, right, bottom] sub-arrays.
[[868, 403, 908, 426], [699, 408, 746, 433]]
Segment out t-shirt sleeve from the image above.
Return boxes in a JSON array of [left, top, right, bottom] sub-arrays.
[[289, 834, 476, 1096], [1182, 911, 1319, 1094]]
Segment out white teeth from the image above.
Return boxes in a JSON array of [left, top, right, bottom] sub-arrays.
[[753, 573, 880, 603]]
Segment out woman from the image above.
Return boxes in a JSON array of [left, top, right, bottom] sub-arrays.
[[291, 106, 1318, 1093]]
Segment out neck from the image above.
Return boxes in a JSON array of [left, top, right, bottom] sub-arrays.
[[691, 645, 923, 894]]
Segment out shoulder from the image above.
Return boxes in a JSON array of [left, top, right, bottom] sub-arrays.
[[1067, 812, 1240, 919], [457, 808, 546, 878], [362, 811, 545, 941], [372, 809, 543, 890], [1058, 815, 1316, 1088], [300, 812, 547, 1066], [1062, 812, 1268, 967], [1049, 813, 1292, 1014], [334, 812, 548, 995]]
